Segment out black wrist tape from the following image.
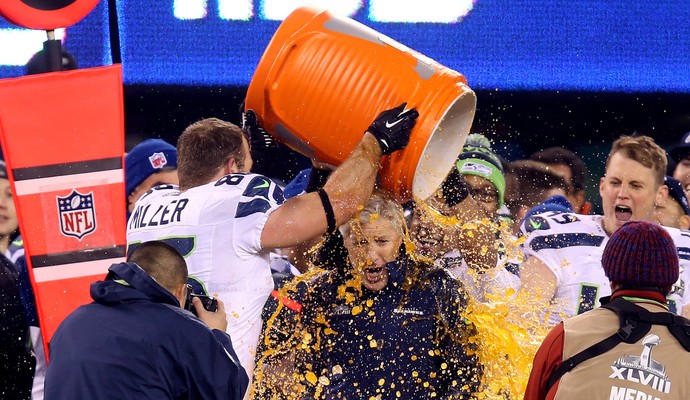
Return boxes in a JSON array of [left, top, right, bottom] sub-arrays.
[[306, 167, 331, 193], [316, 188, 337, 234]]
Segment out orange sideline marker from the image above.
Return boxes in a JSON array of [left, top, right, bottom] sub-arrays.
[[0, 65, 126, 351]]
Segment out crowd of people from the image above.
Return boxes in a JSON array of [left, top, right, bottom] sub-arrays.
[[3, 100, 690, 399]]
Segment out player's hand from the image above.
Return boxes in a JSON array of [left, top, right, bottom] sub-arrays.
[[366, 102, 419, 155], [242, 109, 277, 152], [195, 297, 227, 332]]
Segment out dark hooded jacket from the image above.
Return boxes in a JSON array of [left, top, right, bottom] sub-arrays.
[[44, 262, 248, 400]]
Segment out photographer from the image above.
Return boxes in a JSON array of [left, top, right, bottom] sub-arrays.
[[44, 241, 248, 400]]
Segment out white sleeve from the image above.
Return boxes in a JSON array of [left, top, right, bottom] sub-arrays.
[[230, 175, 284, 255]]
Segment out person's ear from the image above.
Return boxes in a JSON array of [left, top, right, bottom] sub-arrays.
[[225, 157, 238, 174], [172, 283, 187, 307], [656, 184, 669, 206]]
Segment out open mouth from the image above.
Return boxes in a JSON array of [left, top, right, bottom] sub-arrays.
[[615, 205, 632, 222], [363, 266, 385, 283]]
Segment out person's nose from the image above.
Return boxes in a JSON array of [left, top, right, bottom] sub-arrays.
[[616, 185, 630, 199], [365, 245, 379, 262]]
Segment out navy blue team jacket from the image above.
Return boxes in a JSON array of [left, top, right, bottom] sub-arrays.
[[261, 257, 481, 399], [44, 262, 248, 400]]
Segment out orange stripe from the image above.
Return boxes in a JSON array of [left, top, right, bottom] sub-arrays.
[[271, 290, 303, 313]]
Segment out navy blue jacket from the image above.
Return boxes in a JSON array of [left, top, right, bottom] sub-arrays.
[[44, 262, 248, 400], [259, 258, 481, 399]]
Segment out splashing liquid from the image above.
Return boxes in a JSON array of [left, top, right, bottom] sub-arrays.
[[410, 197, 553, 399], [252, 204, 550, 399]]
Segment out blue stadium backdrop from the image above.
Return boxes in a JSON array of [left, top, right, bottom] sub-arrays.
[[1, 0, 690, 92]]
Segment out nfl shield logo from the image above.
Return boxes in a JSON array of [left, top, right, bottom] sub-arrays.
[[149, 152, 168, 169], [57, 190, 96, 239]]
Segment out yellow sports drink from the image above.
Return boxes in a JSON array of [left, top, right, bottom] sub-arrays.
[[246, 6, 476, 202]]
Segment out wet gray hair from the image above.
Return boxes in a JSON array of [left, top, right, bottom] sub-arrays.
[[340, 189, 405, 239]]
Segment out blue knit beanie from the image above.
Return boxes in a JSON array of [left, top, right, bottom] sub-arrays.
[[125, 139, 177, 197], [602, 221, 679, 287]]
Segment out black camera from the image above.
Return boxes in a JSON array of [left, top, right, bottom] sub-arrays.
[[184, 291, 218, 317]]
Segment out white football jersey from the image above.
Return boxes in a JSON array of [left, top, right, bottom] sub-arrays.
[[126, 173, 284, 386], [440, 246, 521, 303], [521, 212, 690, 326]]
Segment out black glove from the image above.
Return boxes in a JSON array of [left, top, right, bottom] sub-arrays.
[[241, 109, 278, 152], [366, 102, 419, 155]]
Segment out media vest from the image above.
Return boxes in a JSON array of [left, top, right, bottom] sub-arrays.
[[553, 298, 690, 399]]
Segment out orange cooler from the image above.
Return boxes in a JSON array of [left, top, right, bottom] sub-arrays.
[[245, 6, 476, 202]]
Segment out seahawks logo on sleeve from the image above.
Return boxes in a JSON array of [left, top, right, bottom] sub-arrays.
[[524, 215, 551, 233], [524, 211, 581, 234], [243, 176, 272, 198], [213, 173, 284, 218]]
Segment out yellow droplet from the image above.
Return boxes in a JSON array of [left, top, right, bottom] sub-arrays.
[[302, 332, 312, 343], [412, 371, 419, 377], [370, 339, 378, 348], [378, 378, 385, 386], [352, 305, 362, 315], [305, 371, 318, 384], [318, 376, 330, 385], [332, 365, 342, 375]]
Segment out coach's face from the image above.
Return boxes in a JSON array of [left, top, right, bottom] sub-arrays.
[[600, 152, 666, 236], [344, 217, 402, 292]]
